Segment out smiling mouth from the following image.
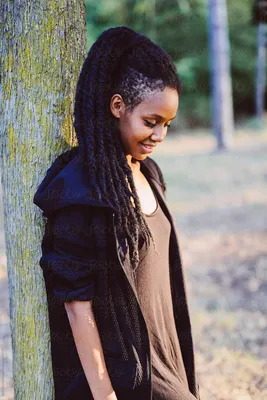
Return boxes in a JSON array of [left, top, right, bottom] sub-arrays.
[[140, 143, 156, 149], [140, 142, 155, 154]]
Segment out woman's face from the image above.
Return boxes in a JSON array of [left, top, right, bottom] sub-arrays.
[[110, 87, 179, 163]]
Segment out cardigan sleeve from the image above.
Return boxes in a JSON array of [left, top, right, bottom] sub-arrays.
[[39, 204, 109, 304]]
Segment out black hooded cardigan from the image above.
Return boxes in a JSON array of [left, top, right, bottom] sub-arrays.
[[33, 147, 200, 400]]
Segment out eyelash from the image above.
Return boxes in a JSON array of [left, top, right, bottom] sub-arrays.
[[144, 120, 171, 129]]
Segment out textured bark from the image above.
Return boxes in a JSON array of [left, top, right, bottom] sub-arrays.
[[208, 0, 234, 150], [0, 1, 86, 398], [256, 23, 266, 123]]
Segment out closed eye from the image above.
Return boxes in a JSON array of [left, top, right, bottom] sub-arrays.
[[144, 120, 171, 128], [144, 120, 156, 128]]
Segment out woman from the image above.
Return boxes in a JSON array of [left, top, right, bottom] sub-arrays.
[[33, 26, 200, 400]]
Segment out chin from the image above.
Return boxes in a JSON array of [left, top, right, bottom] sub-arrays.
[[133, 154, 148, 161]]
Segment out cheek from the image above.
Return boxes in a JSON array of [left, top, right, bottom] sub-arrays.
[[130, 120, 147, 142], [121, 116, 148, 146]]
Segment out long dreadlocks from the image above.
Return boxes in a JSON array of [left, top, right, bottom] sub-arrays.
[[73, 26, 182, 272]]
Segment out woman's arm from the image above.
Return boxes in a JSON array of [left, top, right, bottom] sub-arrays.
[[65, 300, 117, 400], [40, 204, 117, 399]]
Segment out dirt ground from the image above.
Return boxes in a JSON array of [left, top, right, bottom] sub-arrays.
[[0, 129, 266, 399], [153, 129, 267, 399]]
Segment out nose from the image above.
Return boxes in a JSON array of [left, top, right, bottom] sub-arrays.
[[150, 126, 166, 143]]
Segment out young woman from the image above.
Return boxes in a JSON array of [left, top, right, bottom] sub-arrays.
[[33, 26, 200, 400]]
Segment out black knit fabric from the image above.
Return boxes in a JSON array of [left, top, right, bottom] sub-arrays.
[[33, 148, 200, 400]]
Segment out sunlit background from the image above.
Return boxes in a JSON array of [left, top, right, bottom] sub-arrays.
[[0, 1, 267, 399], [85, 0, 266, 130]]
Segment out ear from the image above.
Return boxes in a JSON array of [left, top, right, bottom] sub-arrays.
[[110, 94, 125, 119]]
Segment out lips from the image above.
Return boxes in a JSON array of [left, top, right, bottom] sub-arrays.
[[140, 142, 154, 154], [140, 143, 155, 149]]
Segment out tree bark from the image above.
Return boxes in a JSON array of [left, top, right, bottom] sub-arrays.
[[255, 23, 267, 124], [0, 1, 86, 398], [208, 0, 235, 150]]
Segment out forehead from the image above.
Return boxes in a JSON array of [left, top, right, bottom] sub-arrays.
[[137, 87, 179, 118]]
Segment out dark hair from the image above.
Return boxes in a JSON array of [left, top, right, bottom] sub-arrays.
[[73, 26, 182, 273]]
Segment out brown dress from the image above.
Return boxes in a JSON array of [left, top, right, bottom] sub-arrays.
[[133, 190, 197, 400]]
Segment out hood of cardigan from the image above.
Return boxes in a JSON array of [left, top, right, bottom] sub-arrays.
[[33, 146, 162, 218], [33, 147, 114, 217]]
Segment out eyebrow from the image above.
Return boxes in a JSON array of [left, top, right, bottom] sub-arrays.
[[146, 113, 176, 120]]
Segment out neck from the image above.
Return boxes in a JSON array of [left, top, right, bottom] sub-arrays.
[[126, 154, 140, 173]]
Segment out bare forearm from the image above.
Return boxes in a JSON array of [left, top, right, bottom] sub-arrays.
[[65, 301, 118, 400]]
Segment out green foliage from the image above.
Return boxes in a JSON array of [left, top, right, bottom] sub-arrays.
[[84, 0, 263, 129]]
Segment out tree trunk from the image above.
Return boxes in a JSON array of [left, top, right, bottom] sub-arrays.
[[208, 0, 235, 150], [0, 1, 86, 398], [255, 23, 267, 125]]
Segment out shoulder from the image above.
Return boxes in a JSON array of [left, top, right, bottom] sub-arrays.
[[33, 146, 112, 217]]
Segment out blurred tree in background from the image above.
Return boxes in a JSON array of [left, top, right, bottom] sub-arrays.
[[84, 0, 265, 130]]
